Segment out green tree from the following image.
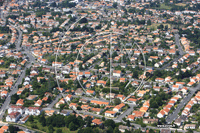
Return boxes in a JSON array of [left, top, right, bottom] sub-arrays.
[[69, 122, 76, 131], [107, 126, 114, 133], [105, 119, 116, 129], [114, 98, 121, 105], [113, 127, 121, 133], [9, 125, 20, 133], [48, 125, 54, 133], [29, 115, 34, 122], [147, 19, 151, 25], [113, 2, 118, 8], [39, 111, 46, 126], [56, 129, 62, 133]]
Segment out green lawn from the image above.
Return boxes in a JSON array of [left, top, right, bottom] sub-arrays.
[[159, 3, 172, 10], [0, 67, 9, 71], [25, 119, 77, 133], [147, 23, 171, 30]]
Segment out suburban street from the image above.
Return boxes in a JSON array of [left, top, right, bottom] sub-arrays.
[[166, 83, 200, 123], [157, 33, 185, 71]]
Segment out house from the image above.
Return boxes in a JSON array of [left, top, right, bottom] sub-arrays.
[[132, 111, 144, 119], [26, 95, 38, 100], [10, 63, 17, 69], [90, 100, 109, 106], [79, 98, 89, 104], [113, 103, 125, 112], [20, 115, 29, 124], [6, 112, 21, 123], [25, 107, 42, 116], [172, 85, 180, 91], [91, 108, 103, 115], [8, 105, 25, 114], [96, 80, 107, 87], [81, 105, 91, 111], [0, 72, 6, 78], [92, 119, 103, 126], [160, 129, 171, 133], [75, 88, 84, 95], [143, 119, 158, 124], [184, 124, 196, 130], [1, 91, 8, 97], [86, 90, 95, 95], [65, 94, 73, 101], [174, 117, 184, 127], [55, 98, 65, 108], [127, 115, 135, 121], [118, 125, 132, 133], [157, 110, 165, 118], [69, 103, 78, 110], [34, 99, 43, 107], [0, 125, 8, 132], [113, 70, 122, 77], [0, 34, 5, 39], [105, 111, 117, 117], [41, 59, 48, 64], [116, 94, 125, 101], [106, 93, 116, 99], [84, 71, 91, 78], [155, 78, 164, 82], [60, 110, 71, 116], [16, 99, 24, 106], [127, 98, 137, 104], [52, 62, 63, 67]]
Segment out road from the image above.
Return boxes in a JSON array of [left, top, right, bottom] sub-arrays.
[[115, 104, 134, 121], [157, 34, 185, 71], [0, 58, 29, 119], [11, 24, 22, 51], [174, 34, 185, 56], [166, 83, 200, 123], [0, 9, 6, 26], [193, 65, 200, 74], [46, 94, 62, 109]]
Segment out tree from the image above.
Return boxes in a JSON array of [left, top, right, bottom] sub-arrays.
[[114, 98, 121, 105], [29, 115, 34, 122], [11, 94, 19, 104], [56, 129, 62, 133], [48, 125, 54, 133], [105, 119, 116, 129], [79, 18, 88, 24], [9, 125, 20, 133], [147, 19, 151, 25], [39, 111, 46, 126], [107, 126, 114, 133], [113, 2, 118, 8], [113, 127, 121, 133], [85, 116, 92, 127], [126, 120, 131, 126], [69, 122, 76, 131]]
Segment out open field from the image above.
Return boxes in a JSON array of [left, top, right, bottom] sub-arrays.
[[159, 3, 172, 10], [25, 119, 77, 133], [0, 68, 9, 71], [147, 23, 171, 30], [175, 3, 186, 6]]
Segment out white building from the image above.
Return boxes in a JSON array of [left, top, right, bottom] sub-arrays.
[[25, 107, 42, 116], [8, 105, 25, 114], [6, 112, 21, 123]]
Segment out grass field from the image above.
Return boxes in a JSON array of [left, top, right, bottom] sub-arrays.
[[25, 119, 77, 133], [0, 68, 9, 71], [147, 23, 171, 30], [159, 3, 172, 10], [175, 3, 186, 7]]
